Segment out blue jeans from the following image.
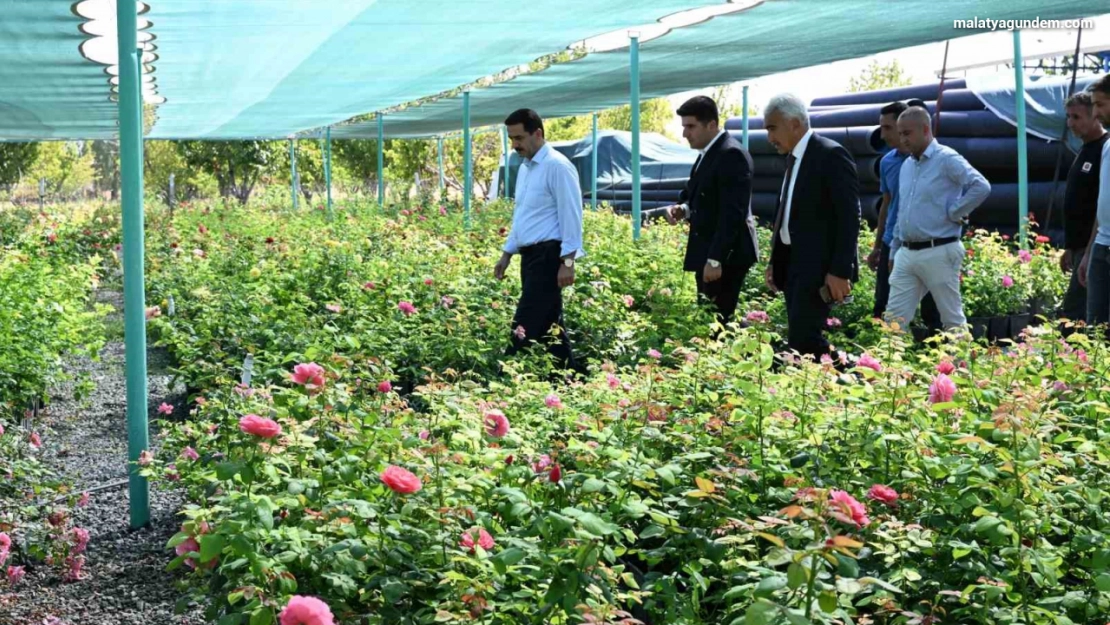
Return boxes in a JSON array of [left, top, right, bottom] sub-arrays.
[[1088, 244, 1110, 332]]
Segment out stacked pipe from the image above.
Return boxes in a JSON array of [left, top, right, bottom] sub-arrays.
[[721, 78, 1068, 237]]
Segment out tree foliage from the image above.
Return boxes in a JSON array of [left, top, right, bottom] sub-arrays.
[[0, 143, 40, 187], [175, 140, 282, 204], [847, 60, 911, 93], [25, 142, 95, 198]]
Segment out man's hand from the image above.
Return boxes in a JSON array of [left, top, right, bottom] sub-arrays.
[[1079, 251, 1090, 288], [866, 245, 881, 272], [557, 264, 575, 288], [764, 265, 778, 294], [703, 262, 722, 283], [663, 204, 685, 226], [493, 253, 511, 281], [1060, 249, 1073, 274], [825, 274, 852, 302]]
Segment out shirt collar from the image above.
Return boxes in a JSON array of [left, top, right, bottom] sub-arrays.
[[915, 139, 939, 161], [699, 130, 727, 156], [791, 128, 814, 160], [526, 142, 552, 167]]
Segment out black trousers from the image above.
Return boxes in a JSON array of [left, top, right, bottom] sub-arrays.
[[783, 264, 832, 359], [874, 242, 941, 329], [693, 262, 751, 326], [506, 240, 578, 371], [1059, 247, 1087, 322]]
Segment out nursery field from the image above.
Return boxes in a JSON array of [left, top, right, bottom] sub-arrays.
[[2, 197, 1109, 625]]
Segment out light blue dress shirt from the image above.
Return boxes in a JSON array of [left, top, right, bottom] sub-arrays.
[[1096, 140, 1110, 247], [892, 139, 991, 255], [504, 143, 585, 259]]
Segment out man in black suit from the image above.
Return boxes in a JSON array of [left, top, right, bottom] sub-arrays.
[[649, 96, 758, 325], [763, 93, 861, 358]]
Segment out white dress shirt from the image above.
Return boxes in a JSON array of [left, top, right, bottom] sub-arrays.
[[504, 143, 585, 259], [779, 128, 814, 246]]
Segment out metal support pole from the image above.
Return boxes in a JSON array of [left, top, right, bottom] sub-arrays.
[[289, 139, 298, 209], [325, 127, 333, 218], [463, 90, 472, 229], [38, 178, 45, 211], [1013, 30, 1029, 248], [501, 125, 509, 200], [741, 86, 750, 149], [116, 0, 150, 529], [630, 33, 641, 240], [437, 136, 445, 192], [591, 112, 599, 211], [377, 114, 385, 206], [168, 173, 175, 210]]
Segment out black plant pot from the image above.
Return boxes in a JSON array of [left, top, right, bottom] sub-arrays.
[[968, 317, 989, 340], [989, 316, 1011, 340], [1009, 313, 1032, 338]]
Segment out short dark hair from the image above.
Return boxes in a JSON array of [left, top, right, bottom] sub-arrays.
[[1088, 75, 1110, 97], [905, 98, 929, 110], [880, 101, 908, 119], [1066, 91, 1095, 109], [676, 96, 719, 125], [504, 109, 544, 135]]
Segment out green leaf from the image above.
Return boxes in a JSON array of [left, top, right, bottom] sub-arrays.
[[199, 534, 225, 563], [744, 600, 777, 625], [787, 562, 808, 590], [755, 575, 787, 597], [785, 613, 813, 625], [1096, 573, 1110, 592], [250, 607, 274, 625], [819, 591, 838, 613], [639, 524, 665, 539], [216, 461, 242, 481], [581, 478, 606, 493], [836, 553, 859, 578], [492, 547, 525, 568], [576, 512, 617, 537]]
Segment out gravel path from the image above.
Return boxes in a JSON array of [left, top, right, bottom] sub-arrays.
[[0, 291, 205, 625]]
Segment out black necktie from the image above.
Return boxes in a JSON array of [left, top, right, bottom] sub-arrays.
[[773, 154, 797, 241], [690, 154, 703, 178]]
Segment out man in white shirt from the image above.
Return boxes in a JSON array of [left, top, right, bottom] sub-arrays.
[[648, 96, 758, 326], [1078, 75, 1110, 337], [494, 109, 585, 373]]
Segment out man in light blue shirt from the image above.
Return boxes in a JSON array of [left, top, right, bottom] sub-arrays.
[[494, 108, 584, 373], [1078, 75, 1110, 335], [886, 107, 991, 331]]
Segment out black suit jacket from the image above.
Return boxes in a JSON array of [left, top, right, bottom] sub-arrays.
[[677, 133, 759, 271], [769, 134, 860, 291]]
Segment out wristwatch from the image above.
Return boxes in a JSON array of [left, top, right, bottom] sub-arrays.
[[707, 259, 721, 268], [563, 258, 575, 268]]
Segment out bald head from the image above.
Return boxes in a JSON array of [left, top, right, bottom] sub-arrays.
[[897, 107, 933, 158]]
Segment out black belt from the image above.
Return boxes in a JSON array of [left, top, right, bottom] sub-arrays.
[[519, 240, 561, 253], [904, 236, 958, 251]]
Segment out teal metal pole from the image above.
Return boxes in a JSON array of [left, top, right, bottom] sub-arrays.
[[742, 86, 750, 149], [630, 33, 641, 240], [591, 112, 599, 211], [325, 127, 333, 218], [377, 114, 385, 206], [1013, 30, 1029, 249], [117, 0, 149, 529], [463, 90, 472, 229], [289, 139, 298, 209], [437, 136, 445, 192], [500, 125, 509, 200]]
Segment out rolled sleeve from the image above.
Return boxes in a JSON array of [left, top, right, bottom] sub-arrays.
[[944, 154, 991, 222], [552, 162, 585, 259], [503, 226, 520, 255]]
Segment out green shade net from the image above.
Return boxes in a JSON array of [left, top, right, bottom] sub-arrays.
[[145, 0, 720, 139], [338, 0, 1106, 139], [0, 1, 119, 140]]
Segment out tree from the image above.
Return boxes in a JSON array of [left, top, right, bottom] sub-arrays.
[[0, 143, 40, 187], [332, 139, 383, 194], [275, 139, 326, 203], [847, 60, 911, 93], [25, 142, 95, 199], [91, 141, 119, 199], [144, 140, 218, 202], [544, 97, 676, 143], [175, 140, 282, 204]]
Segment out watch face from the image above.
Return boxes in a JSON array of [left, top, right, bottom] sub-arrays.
[[564, 259, 574, 267]]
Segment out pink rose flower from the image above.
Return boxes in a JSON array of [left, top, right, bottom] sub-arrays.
[[867, 484, 899, 506], [1017, 250, 1032, 264], [544, 394, 563, 409], [145, 306, 161, 320], [1002, 275, 1014, 288], [362, 281, 376, 290], [30, 432, 42, 448], [239, 414, 282, 439], [325, 303, 342, 313], [459, 527, 495, 553], [513, 325, 526, 340], [279, 595, 336, 625], [484, 410, 510, 438], [291, 363, 326, 392], [829, 490, 871, 527], [138, 450, 154, 466], [607, 373, 620, 389], [424, 278, 434, 286], [647, 349, 662, 360], [826, 317, 842, 328], [532, 454, 552, 473], [380, 465, 422, 494], [622, 295, 634, 308], [78, 492, 89, 507], [398, 301, 417, 316], [6, 565, 24, 585], [157, 402, 174, 415], [549, 464, 562, 483], [928, 373, 957, 404], [936, 361, 956, 375], [745, 310, 770, 324], [857, 354, 882, 372], [377, 380, 393, 393], [181, 446, 200, 461]]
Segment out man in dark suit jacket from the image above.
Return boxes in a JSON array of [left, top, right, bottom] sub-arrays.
[[763, 93, 860, 358], [648, 96, 759, 325]]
